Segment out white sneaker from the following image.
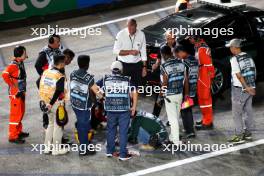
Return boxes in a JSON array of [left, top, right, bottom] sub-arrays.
[[43, 147, 52, 154], [105, 153, 113, 157], [52, 148, 69, 156]]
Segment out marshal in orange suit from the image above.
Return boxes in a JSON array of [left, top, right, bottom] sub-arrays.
[[190, 37, 215, 130], [2, 46, 29, 144]]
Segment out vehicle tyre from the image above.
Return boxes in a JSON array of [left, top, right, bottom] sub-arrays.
[[211, 62, 230, 96]]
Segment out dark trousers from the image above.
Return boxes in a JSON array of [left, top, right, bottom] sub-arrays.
[[106, 111, 130, 158], [121, 62, 144, 87], [181, 107, 195, 134], [73, 108, 91, 145], [152, 93, 164, 117]]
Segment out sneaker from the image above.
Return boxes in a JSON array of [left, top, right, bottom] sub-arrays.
[[186, 133, 196, 139], [243, 131, 253, 141], [86, 150, 96, 155], [119, 154, 132, 161], [19, 132, 29, 138], [9, 138, 25, 144], [62, 137, 73, 145], [195, 120, 202, 125], [105, 153, 113, 157], [228, 135, 245, 144], [79, 150, 96, 156], [139, 144, 155, 151], [44, 147, 52, 155], [52, 148, 69, 156], [106, 152, 119, 158], [195, 123, 214, 130]]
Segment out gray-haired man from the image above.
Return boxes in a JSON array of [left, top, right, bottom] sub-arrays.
[[226, 39, 256, 144]]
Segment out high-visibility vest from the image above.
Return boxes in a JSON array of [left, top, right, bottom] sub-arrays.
[[234, 52, 256, 89], [70, 69, 94, 110], [183, 55, 199, 97], [39, 68, 67, 104], [160, 58, 186, 96], [103, 74, 131, 112]]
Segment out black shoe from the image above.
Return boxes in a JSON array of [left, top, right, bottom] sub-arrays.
[[86, 150, 96, 155], [186, 133, 196, 139], [62, 137, 73, 145], [228, 135, 245, 144], [195, 120, 202, 125], [195, 123, 214, 130], [79, 150, 96, 156], [119, 154, 132, 161], [9, 138, 25, 144], [19, 132, 29, 138], [243, 131, 253, 141], [166, 121, 170, 127]]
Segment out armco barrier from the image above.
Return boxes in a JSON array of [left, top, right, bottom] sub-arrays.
[[0, 0, 159, 25]]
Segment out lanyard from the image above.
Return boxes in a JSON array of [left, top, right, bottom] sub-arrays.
[[129, 34, 136, 49]]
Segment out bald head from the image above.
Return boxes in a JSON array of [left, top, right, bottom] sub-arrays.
[[127, 19, 137, 35], [165, 30, 176, 47]]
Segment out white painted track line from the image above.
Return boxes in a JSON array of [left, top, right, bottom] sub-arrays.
[[0, 5, 175, 49], [121, 139, 264, 176]]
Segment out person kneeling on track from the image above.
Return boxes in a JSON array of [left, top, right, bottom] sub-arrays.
[[97, 61, 138, 161], [128, 111, 168, 151]]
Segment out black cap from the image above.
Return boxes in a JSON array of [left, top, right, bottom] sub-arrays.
[[14, 46, 26, 57], [174, 45, 188, 53], [160, 45, 172, 55]]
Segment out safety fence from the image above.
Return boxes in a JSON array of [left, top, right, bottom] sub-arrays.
[[0, 0, 160, 23]]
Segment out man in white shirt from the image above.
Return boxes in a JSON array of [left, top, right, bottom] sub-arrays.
[[113, 19, 147, 87], [226, 38, 256, 144], [175, 0, 190, 13]]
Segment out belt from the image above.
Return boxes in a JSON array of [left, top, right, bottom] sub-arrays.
[[199, 64, 213, 67], [233, 86, 243, 89]]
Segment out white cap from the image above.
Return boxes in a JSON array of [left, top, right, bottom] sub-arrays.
[[225, 38, 242, 48], [110, 61, 123, 72]]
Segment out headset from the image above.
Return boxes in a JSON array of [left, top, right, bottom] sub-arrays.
[[48, 33, 60, 44], [14, 46, 26, 58]]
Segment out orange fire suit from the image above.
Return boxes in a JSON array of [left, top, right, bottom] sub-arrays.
[[2, 59, 27, 140], [196, 43, 215, 125]]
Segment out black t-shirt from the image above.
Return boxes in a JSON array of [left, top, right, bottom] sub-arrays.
[[49, 68, 65, 105]]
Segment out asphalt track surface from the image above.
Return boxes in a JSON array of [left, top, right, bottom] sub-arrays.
[[0, 0, 264, 175]]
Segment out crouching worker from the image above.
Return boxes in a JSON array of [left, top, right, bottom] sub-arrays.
[[97, 61, 138, 161], [128, 111, 168, 151], [70, 55, 103, 156], [39, 54, 69, 155], [2, 46, 29, 144]]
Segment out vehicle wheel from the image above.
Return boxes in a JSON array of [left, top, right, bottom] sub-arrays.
[[211, 63, 229, 96]]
